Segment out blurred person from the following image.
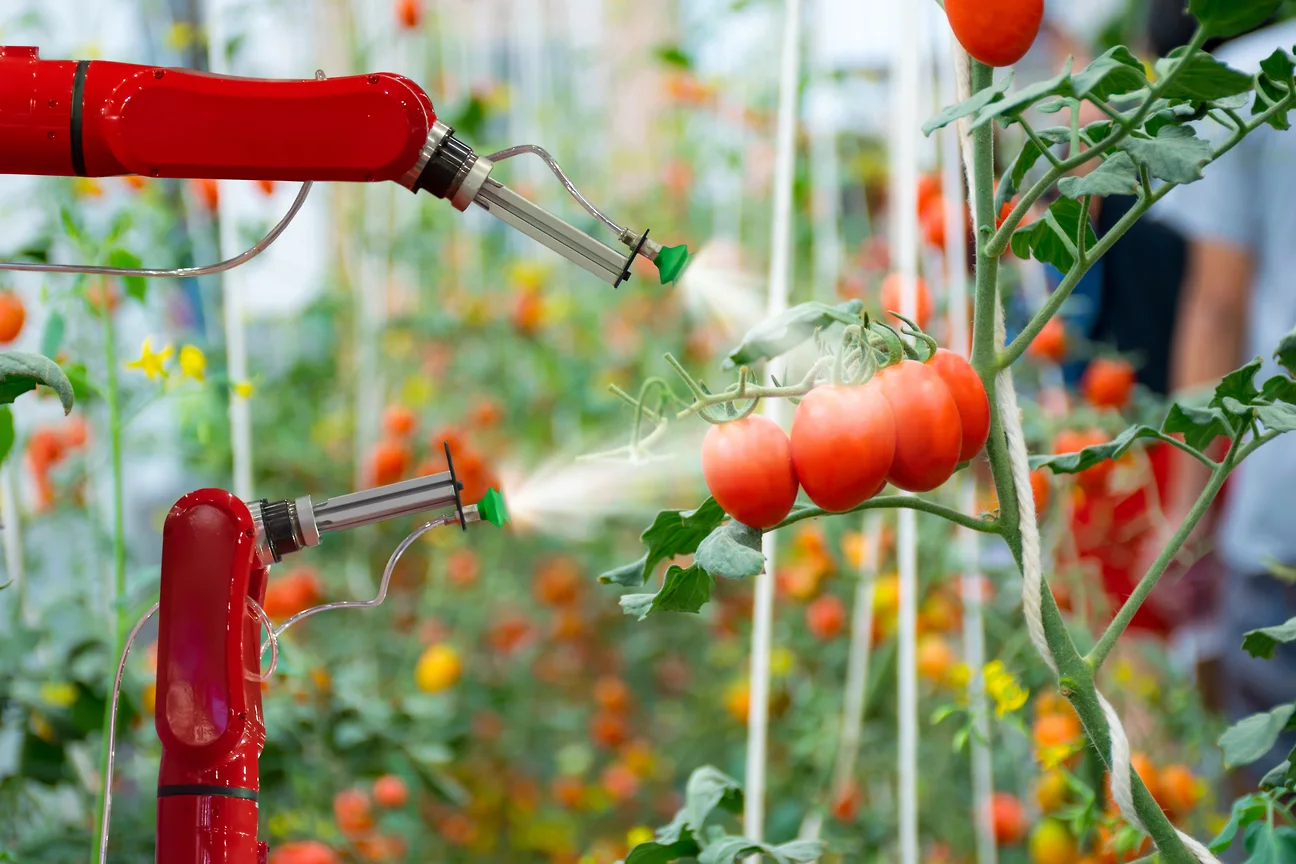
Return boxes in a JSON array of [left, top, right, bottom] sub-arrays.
[[1144, 12, 1296, 795]]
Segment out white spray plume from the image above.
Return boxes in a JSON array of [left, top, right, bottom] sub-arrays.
[[677, 239, 765, 341]]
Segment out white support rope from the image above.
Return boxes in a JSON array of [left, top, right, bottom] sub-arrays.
[[746, 0, 803, 844]]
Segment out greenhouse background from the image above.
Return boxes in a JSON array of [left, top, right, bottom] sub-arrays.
[[2, 0, 1296, 862]]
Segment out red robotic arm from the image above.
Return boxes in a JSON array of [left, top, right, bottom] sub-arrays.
[[0, 45, 689, 285]]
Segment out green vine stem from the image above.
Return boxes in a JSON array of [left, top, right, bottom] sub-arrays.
[[92, 291, 127, 864], [774, 494, 999, 535], [965, 56, 1200, 863]]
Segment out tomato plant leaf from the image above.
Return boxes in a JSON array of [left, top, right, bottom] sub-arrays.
[[1239, 822, 1296, 863], [1029, 424, 1171, 474], [970, 62, 1073, 130], [107, 249, 147, 303], [1257, 402, 1296, 432], [723, 300, 863, 369], [1071, 46, 1148, 101], [1057, 152, 1140, 199], [40, 312, 64, 359], [1218, 703, 1296, 767], [1256, 49, 1296, 131], [921, 73, 1013, 135], [62, 362, 97, 403], [1210, 794, 1270, 853], [696, 838, 825, 864], [1243, 617, 1296, 659], [1154, 51, 1254, 102], [1275, 324, 1296, 377], [1009, 197, 1097, 273], [1164, 403, 1230, 450], [1119, 125, 1213, 185], [695, 521, 764, 579], [1213, 357, 1264, 413], [625, 840, 701, 864], [682, 766, 744, 831], [600, 498, 725, 586], [1259, 759, 1294, 789], [0, 407, 13, 469], [1261, 375, 1296, 404], [0, 352, 74, 414], [1188, 0, 1281, 37], [619, 565, 714, 621]]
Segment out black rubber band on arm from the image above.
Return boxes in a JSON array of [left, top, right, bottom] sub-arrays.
[[158, 784, 258, 801], [69, 61, 89, 177]]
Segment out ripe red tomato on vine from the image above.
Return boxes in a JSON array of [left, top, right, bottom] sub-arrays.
[[701, 415, 800, 529], [926, 349, 990, 462], [944, 0, 1044, 68], [1082, 357, 1136, 409], [876, 360, 964, 491], [1028, 318, 1067, 363], [790, 383, 896, 512]]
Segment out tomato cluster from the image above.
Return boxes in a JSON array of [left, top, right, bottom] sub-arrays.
[[701, 348, 990, 529]]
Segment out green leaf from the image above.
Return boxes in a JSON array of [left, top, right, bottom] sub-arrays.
[[1262, 375, 1296, 404], [1164, 402, 1230, 451], [1254, 73, 1293, 131], [1213, 358, 1264, 412], [1057, 152, 1140, 198], [620, 565, 715, 621], [62, 363, 97, 403], [40, 313, 64, 359], [1261, 48, 1295, 86], [107, 249, 146, 303], [723, 300, 863, 369], [1119, 126, 1213, 184], [0, 407, 14, 468], [0, 352, 74, 414], [1218, 703, 1296, 767], [1188, 0, 1282, 37], [997, 138, 1043, 211], [1155, 52, 1254, 101], [1009, 196, 1098, 273], [970, 63, 1072, 130], [1259, 760, 1294, 789], [1072, 46, 1149, 101], [697, 838, 824, 864], [695, 521, 764, 578], [1275, 325, 1296, 376], [1240, 822, 1296, 863], [624, 840, 701, 864], [1030, 424, 1169, 475], [922, 73, 1014, 134], [654, 44, 693, 69], [1243, 617, 1296, 659], [600, 498, 725, 586], [1257, 402, 1296, 432]]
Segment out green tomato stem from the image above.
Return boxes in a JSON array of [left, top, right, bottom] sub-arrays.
[[774, 494, 1000, 534]]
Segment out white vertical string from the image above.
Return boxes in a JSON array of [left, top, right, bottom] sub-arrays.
[[889, 2, 923, 862], [746, 0, 803, 844], [808, 0, 840, 303], [202, 0, 252, 501], [0, 463, 26, 625], [936, 27, 996, 864]]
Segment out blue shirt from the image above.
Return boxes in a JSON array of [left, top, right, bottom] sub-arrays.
[[1154, 20, 1296, 575]]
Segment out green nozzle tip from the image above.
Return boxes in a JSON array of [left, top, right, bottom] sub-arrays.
[[655, 243, 690, 285], [477, 488, 509, 528]]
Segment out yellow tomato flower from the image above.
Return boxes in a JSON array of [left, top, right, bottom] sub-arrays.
[[626, 826, 655, 847], [232, 380, 254, 399], [125, 338, 173, 380], [947, 662, 972, 691], [984, 660, 1029, 718], [178, 345, 206, 382], [1038, 742, 1078, 771], [40, 681, 78, 708]]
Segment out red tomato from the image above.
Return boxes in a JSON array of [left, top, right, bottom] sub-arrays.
[[880, 273, 933, 329], [372, 774, 409, 808], [988, 791, 1027, 845], [921, 202, 947, 250], [1030, 468, 1051, 515], [790, 384, 896, 512], [396, 0, 421, 29], [256, 179, 275, 197], [917, 173, 942, 216], [1029, 318, 1067, 363], [926, 349, 990, 462], [701, 416, 800, 529], [806, 594, 847, 641], [831, 781, 862, 823], [945, 0, 1044, 67], [382, 404, 417, 438], [193, 178, 219, 213], [1053, 428, 1112, 494], [1082, 357, 1136, 409], [268, 841, 339, 864], [875, 361, 963, 492]]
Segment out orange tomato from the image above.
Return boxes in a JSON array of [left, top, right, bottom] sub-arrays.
[[62, 416, 89, 449], [86, 280, 119, 315], [469, 398, 503, 428], [917, 635, 956, 684], [332, 788, 373, 837], [879, 273, 933, 329], [535, 557, 582, 606], [487, 614, 532, 656], [370, 439, 411, 486], [193, 178, 219, 213], [1158, 764, 1203, 819], [372, 774, 409, 809], [268, 841, 340, 864], [918, 591, 961, 634], [446, 548, 480, 588], [382, 404, 417, 438], [945, 0, 1044, 67], [396, 0, 421, 29], [917, 173, 943, 216], [831, 781, 862, 823], [1082, 358, 1136, 410], [724, 681, 750, 723], [1033, 711, 1082, 753], [122, 175, 147, 192], [1029, 318, 1068, 363], [262, 568, 323, 621], [1031, 468, 1051, 515], [27, 428, 66, 469], [989, 792, 1027, 845], [921, 198, 948, 249], [806, 594, 847, 641], [601, 762, 639, 802], [354, 836, 405, 862], [256, 179, 275, 196], [590, 712, 630, 749], [0, 292, 24, 343], [552, 776, 584, 809], [594, 676, 631, 713]]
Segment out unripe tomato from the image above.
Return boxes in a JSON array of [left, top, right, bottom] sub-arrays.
[[880, 273, 934, 329], [1082, 357, 1136, 410], [876, 360, 963, 492], [926, 349, 990, 462], [701, 415, 800, 529], [988, 792, 1027, 845], [1029, 819, 1079, 864], [945, 0, 1044, 67], [806, 594, 847, 641], [790, 384, 895, 512], [1053, 428, 1113, 494], [1029, 318, 1068, 363], [1037, 769, 1069, 813]]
